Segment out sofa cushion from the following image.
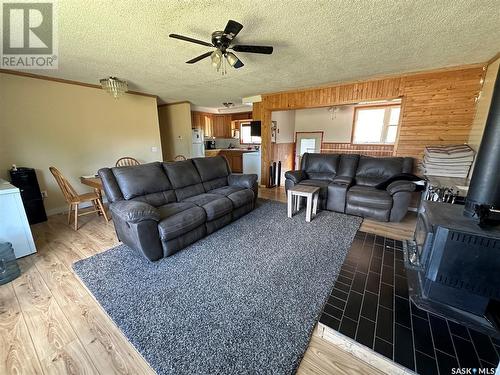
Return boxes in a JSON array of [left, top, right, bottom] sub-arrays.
[[355, 156, 409, 187], [157, 202, 197, 219], [157, 205, 206, 241], [209, 185, 245, 196], [163, 160, 205, 201], [301, 153, 340, 181], [112, 162, 173, 201], [347, 186, 393, 209], [192, 156, 230, 191], [227, 189, 254, 208], [183, 193, 233, 221]]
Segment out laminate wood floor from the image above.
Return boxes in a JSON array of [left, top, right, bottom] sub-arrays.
[[1, 189, 413, 374]]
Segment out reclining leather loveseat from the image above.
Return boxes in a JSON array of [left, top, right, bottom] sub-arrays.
[[98, 156, 258, 261], [285, 153, 416, 222]]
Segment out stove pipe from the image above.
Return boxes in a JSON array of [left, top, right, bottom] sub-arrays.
[[464, 66, 500, 217]]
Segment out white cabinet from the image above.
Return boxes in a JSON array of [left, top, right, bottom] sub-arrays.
[[0, 179, 36, 258]]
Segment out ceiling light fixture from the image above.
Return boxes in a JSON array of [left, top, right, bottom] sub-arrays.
[[211, 50, 223, 70], [100, 76, 128, 99], [222, 102, 234, 108]]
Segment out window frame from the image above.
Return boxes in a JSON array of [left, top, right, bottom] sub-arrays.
[[351, 104, 401, 145], [239, 121, 261, 145]]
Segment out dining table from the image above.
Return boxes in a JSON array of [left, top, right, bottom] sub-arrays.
[[80, 175, 104, 214]]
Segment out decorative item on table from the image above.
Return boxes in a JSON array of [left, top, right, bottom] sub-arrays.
[[420, 144, 475, 178]]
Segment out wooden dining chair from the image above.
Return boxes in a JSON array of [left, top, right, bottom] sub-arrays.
[[115, 157, 140, 167], [174, 155, 187, 161], [49, 167, 109, 230]]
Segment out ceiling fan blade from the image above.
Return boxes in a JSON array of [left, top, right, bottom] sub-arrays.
[[169, 33, 213, 47], [232, 45, 273, 54], [233, 58, 244, 69], [186, 51, 213, 64], [224, 20, 243, 39]]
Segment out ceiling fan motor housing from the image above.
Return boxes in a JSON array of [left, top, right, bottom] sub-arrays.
[[211, 31, 232, 52]]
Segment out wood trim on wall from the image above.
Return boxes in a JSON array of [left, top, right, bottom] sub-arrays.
[[0, 69, 158, 98], [258, 64, 486, 185]]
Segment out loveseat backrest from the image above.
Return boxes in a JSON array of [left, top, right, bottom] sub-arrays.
[[162, 160, 205, 201], [355, 156, 414, 187], [337, 154, 360, 178], [191, 156, 231, 191], [300, 153, 341, 181], [98, 162, 176, 206]]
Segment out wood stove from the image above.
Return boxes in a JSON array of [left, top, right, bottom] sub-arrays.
[[404, 65, 500, 338], [405, 201, 500, 338]]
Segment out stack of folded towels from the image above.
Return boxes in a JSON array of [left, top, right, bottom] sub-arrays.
[[421, 145, 475, 178]]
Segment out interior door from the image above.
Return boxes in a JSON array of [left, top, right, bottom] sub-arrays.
[[295, 132, 322, 168]]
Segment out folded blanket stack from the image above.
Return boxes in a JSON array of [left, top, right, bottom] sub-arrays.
[[421, 145, 474, 178]]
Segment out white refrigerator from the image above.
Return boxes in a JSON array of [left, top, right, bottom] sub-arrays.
[[192, 129, 205, 158]]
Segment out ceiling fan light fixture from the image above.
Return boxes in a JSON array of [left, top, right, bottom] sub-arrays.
[[100, 76, 128, 99], [211, 50, 222, 69], [225, 52, 238, 67]]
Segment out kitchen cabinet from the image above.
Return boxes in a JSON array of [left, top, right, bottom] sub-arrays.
[[192, 111, 252, 139], [191, 111, 214, 137], [212, 115, 232, 138]]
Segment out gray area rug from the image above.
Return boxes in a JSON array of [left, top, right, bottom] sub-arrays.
[[73, 199, 362, 375]]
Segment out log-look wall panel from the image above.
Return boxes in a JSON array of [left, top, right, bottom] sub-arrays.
[[258, 66, 484, 185]]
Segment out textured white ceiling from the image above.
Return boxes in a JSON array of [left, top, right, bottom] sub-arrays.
[[30, 0, 500, 106]]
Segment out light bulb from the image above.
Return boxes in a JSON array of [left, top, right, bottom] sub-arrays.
[[211, 50, 222, 69], [225, 52, 238, 67]]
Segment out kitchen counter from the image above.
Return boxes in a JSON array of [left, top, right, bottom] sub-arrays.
[[205, 149, 260, 172]]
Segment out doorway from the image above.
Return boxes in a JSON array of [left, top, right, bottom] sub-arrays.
[[295, 132, 323, 168]]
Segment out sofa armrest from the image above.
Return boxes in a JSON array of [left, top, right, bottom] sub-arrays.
[[332, 175, 353, 186], [228, 173, 258, 189], [110, 200, 160, 223], [386, 180, 416, 195], [285, 170, 306, 184]]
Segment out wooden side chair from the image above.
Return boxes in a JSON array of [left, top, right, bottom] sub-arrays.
[[49, 167, 109, 230], [115, 157, 140, 167]]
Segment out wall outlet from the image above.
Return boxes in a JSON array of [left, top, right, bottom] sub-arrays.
[[151, 146, 158, 152], [41, 190, 48, 198]]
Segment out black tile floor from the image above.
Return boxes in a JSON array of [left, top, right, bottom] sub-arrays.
[[319, 231, 500, 375]]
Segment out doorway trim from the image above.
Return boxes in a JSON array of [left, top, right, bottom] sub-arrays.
[[293, 131, 324, 169]]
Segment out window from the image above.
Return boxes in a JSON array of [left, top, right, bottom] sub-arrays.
[[352, 105, 401, 144], [299, 139, 316, 156], [240, 123, 261, 144]]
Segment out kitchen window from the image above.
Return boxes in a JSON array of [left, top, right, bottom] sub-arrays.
[[240, 122, 261, 144], [352, 105, 401, 144]]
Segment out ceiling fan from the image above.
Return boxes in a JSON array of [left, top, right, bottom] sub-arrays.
[[169, 20, 273, 72]]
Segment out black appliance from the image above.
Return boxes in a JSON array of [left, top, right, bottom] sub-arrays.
[[404, 66, 500, 337], [205, 139, 216, 149], [250, 121, 261, 137], [464, 65, 500, 219], [9, 167, 47, 224], [405, 201, 500, 337]]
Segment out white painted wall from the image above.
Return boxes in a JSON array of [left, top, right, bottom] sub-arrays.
[[272, 110, 295, 143], [294, 106, 354, 142]]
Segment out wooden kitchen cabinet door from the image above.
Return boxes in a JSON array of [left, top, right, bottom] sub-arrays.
[[231, 155, 243, 173]]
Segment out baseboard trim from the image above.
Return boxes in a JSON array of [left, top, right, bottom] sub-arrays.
[[46, 198, 108, 217]]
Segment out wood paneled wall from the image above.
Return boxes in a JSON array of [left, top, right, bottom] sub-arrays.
[[257, 65, 485, 185], [271, 143, 295, 183]]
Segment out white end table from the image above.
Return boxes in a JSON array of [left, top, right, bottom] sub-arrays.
[[287, 185, 320, 222]]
